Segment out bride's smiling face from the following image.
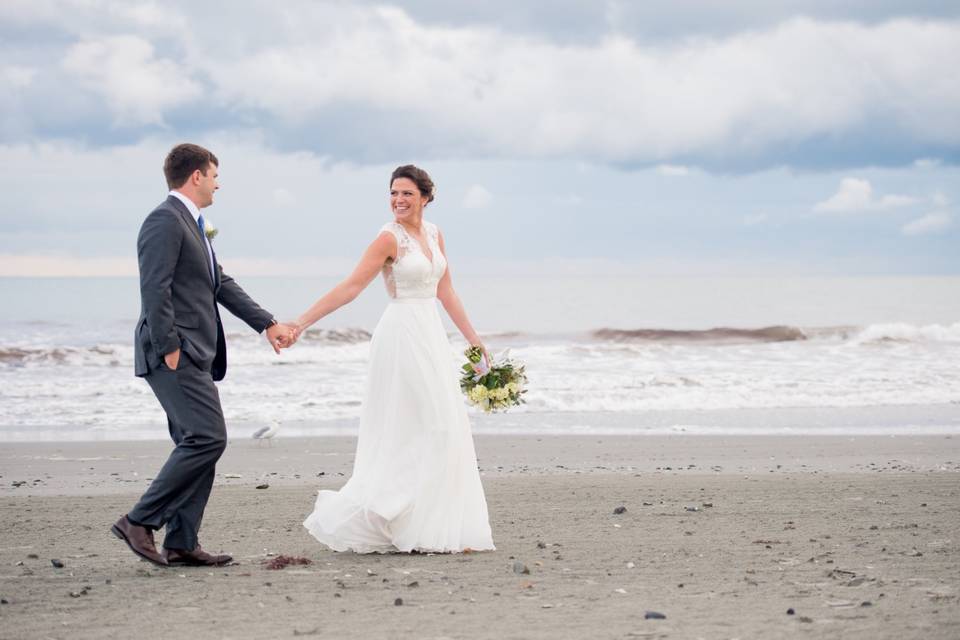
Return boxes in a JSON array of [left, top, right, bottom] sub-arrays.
[[390, 178, 428, 222]]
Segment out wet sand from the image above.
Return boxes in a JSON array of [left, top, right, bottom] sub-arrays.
[[1, 435, 959, 639]]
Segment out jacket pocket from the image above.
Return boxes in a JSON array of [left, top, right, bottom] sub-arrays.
[[174, 312, 200, 328]]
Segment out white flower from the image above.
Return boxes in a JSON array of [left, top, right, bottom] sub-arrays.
[[203, 218, 218, 240], [468, 385, 489, 403]]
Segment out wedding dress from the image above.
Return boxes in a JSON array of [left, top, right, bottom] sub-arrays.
[[303, 220, 495, 553]]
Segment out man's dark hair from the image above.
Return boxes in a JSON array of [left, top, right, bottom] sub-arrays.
[[163, 143, 219, 189]]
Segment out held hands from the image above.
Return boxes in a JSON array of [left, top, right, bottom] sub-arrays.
[[265, 322, 300, 353]]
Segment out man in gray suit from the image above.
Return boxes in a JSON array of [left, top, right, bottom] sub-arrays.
[[112, 143, 296, 567]]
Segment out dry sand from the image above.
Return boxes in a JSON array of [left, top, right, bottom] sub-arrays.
[[1, 435, 959, 639]]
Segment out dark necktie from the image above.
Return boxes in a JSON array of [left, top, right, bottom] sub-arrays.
[[196, 214, 214, 280]]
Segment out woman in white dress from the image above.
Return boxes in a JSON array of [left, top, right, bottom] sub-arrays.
[[297, 165, 495, 553]]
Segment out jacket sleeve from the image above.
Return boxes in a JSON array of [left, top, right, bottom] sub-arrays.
[[216, 265, 274, 332], [138, 210, 183, 356]]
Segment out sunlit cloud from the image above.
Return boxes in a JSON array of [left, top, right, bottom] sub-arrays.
[[902, 211, 952, 236], [462, 184, 493, 209], [814, 177, 917, 214]]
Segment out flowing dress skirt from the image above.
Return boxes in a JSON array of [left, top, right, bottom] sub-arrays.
[[303, 298, 495, 553]]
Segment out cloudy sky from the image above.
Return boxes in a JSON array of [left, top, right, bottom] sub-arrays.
[[1, 0, 958, 276]]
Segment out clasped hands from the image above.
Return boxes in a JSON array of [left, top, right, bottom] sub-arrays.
[[265, 321, 305, 354]]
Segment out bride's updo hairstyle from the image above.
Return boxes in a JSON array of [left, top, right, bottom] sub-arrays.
[[390, 165, 435, 204]]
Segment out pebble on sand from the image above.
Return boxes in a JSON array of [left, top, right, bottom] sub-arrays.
[[51, 559, 64, 568], [613, 506, 627, 514], [787, 608, 795, 615], [644, 611, 666, 620], [394, 598, 403, 606], [513, 561, 530, 575], [255, 483, 270, 490]]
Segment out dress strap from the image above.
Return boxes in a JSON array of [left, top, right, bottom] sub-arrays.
[[380, 221, 414, 258], [424, 221, 439, 243]]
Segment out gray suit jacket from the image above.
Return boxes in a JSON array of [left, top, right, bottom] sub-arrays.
[[134, 196, 273, 381]]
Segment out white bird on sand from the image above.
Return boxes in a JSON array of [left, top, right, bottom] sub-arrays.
[[252, 420, 280, 446]]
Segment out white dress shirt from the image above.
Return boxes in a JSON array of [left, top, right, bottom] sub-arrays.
[[169, 190, 215, 280]]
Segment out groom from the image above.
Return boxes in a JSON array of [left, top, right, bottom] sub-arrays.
[[112, 143, 296, 567]]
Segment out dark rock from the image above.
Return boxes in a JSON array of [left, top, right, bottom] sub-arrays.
[[51, 559, 64, 568], [644, 611, 666, 620], [861, 601, 873, 607], [255, 483, 270, 490], [26, 554, 38, 559], [787, 608, 795, 615], [536, 541, 546, 549], [1, 598, 8, 604], [394, 597, 403, 606], [405, 581, 419, 588], [293, 628, 319, 636], [613, 506, 627, 514], [263, 555, 312, 570]]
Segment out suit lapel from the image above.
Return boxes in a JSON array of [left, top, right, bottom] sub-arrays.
[[166, 196, 215, 286], [212, 245, 221, 291]]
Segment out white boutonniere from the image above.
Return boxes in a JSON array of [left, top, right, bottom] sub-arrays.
[[203, 219, 218, 240]]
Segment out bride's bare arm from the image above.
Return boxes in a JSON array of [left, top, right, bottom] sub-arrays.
[[295, 233, 396, 332], [436, 230, 486, 356]]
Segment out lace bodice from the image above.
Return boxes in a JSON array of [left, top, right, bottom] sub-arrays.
[[380, 221, 447, 299]]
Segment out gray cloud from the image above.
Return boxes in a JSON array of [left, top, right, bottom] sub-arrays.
[[2, 3, 959, 172]]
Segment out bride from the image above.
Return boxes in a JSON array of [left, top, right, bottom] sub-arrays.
[[296, 165, 495, 553]]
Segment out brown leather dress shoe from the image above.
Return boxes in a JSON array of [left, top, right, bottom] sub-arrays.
[[163, 545, 233, 567], [111, 515, 167, 566]]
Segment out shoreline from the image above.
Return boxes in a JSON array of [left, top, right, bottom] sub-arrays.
[[5, 404, 960, 443]]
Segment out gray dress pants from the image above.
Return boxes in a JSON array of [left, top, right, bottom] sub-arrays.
[[127, 356, 227, 551]]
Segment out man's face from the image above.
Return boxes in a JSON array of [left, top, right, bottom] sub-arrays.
[[196, 162, 219, 208]]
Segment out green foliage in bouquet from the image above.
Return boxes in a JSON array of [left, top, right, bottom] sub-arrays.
[[460, 346, 528, 413]]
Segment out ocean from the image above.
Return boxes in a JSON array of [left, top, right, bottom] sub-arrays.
[[2, 275, 959, 441]]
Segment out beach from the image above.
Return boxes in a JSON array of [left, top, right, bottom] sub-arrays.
[[2, 435, 958, 639]]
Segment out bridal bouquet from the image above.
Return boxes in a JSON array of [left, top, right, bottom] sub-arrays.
[[460, 346, 527, 413]]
